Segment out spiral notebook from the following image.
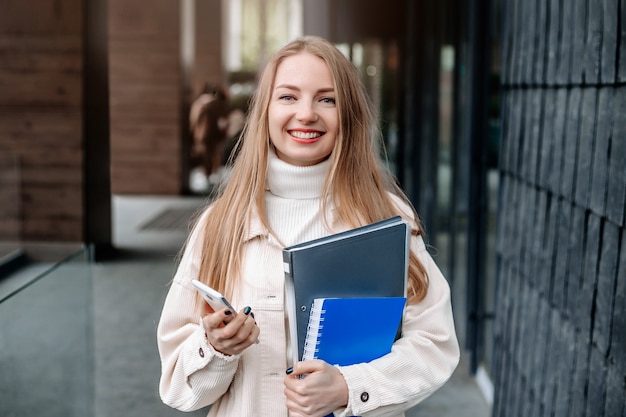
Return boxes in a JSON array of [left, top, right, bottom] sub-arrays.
[[302, 297, 407, 365], [283, 216, 410, 366]]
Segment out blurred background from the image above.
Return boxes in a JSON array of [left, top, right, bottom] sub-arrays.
[[1, 1, 624, 416]]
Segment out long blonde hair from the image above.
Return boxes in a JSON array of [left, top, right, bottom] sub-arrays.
[[195, 36, 429, 304]]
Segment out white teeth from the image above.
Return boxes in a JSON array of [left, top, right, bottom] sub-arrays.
[[290, 131, 322, 139]]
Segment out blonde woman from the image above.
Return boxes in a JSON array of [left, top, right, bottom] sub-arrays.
[[157, 36, 459, 417]]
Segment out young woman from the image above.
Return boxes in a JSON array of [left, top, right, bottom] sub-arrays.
[[157, 36, 459, 417]]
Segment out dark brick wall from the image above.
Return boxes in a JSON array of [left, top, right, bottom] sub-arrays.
[[493, 0, 625, 416]]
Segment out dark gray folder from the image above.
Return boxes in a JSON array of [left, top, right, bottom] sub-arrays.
[[283, 216, 410, 364]]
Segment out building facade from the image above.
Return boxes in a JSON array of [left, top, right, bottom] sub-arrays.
[[0, 0, 624, 415]]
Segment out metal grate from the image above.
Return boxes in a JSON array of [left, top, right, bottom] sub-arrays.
[[139, 207, 199, 231]]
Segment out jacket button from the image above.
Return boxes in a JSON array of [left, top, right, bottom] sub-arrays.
[[199, 347, 205, 358], [360, 392, 369, 402]]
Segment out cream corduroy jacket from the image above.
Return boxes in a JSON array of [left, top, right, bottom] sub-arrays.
[[157, 204, 460, 417]]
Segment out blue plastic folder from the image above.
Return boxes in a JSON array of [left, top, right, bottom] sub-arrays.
[[302, 297, 407, 365]]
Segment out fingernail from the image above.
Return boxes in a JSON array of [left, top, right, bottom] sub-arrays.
[[244, 306, 252, 315], [286, 367, 293, 375], [250, 312, 255, 319], [224, 310, 232, 315]]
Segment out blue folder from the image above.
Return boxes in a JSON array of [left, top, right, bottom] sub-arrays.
[[283, 216, 410, 365], [302, 297, 407, 365]]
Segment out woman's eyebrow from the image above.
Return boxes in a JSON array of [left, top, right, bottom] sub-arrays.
[[274, 84, 298, 90], [274, 84, 335, 93]]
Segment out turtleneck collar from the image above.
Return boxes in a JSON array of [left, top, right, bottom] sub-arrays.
[[266, 147, 330, 199]]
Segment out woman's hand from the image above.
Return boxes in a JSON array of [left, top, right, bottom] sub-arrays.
[[202, 306, 259, 356], [284, 360, 349, 417]]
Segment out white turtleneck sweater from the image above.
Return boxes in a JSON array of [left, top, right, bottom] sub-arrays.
[[157, 149, 460, 417], [265, 149, 332, 247]]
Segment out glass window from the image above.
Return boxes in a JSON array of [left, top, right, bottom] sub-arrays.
[[223, 0, 302, 72]]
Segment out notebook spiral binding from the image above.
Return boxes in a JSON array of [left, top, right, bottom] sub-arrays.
[[302, 304, 326, 360]]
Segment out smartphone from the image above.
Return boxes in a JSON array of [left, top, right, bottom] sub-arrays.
[[192, 279, 236, 315]]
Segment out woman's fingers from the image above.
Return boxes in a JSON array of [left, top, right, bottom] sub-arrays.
[[203, 307, 233, 329], [284, 360, 348, 416], [203, 306, 259, 355]]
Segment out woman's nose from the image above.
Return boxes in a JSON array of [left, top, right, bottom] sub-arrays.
[[296, 102, 318, 123]]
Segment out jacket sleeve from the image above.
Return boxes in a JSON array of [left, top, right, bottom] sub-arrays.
[[334, 234, 461, 417], [156, 209, 240, 411]]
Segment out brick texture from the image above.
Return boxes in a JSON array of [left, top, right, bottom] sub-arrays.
[[493, 1, 626, 416], [0, 0, 85, 242]]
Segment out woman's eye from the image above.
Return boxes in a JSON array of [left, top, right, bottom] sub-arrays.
[[320, 97, 336, 105], [279, 95, 295, 101]]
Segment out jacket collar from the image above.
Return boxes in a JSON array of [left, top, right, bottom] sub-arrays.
[[242, 205, 266, 241], [241, 202, 340, 246]]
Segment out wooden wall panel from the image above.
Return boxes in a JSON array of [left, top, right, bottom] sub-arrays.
[[108, 0, 182, 195], [0, 155, 21, 240], [0, 0, 83, 33], [0, 109, 82, 148], [191, 0, 224, 97], [0, 0, 85, 245]]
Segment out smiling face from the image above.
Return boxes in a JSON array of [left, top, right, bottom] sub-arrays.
[[268, 52, 339, 166]]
